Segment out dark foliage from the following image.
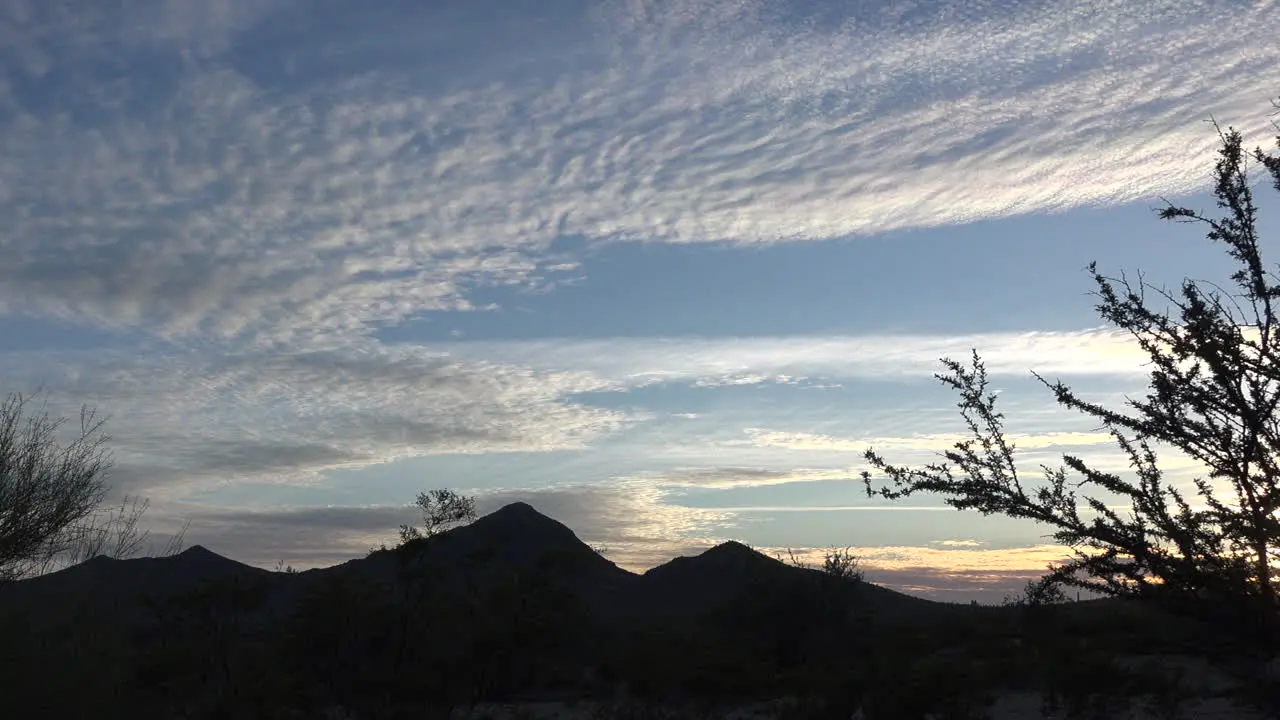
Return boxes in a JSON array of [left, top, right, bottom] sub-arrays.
[[0, 499, 1252, 719], [0, 392, 112, 581], [863, 119, 1280, 667]]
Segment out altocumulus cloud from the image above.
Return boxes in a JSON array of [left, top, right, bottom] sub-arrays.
[[0, 344, 626, 497], [0, 0, 1276, 348]]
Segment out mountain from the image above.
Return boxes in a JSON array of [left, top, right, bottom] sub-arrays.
[[635, 538, 946, 624], [638, 540, 794, 616], [397, 501, 633, 583], [0, 502, 940, 629], [0, 503, 1241, 719], [0, 544, 274, 626], [314, 501, 641, 611], [0, 502, 956, 717]]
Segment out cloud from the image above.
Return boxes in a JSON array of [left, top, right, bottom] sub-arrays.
[[590, 0, 1280, 240], [932, 539, 986, 548], [0, 344, 626, 497], [734, 423, 1216, 493], [869, 566, 1051, 603], [624, 465, 863, 490], [683, 505, 953, 512], [768, 541, 1072, 602], [434, 328, 1156, 385], [0, 2, 1276, 348], [855, 540, 1075, 602], [739, 426, 1215, 502], [742, 428, 1118, 453]]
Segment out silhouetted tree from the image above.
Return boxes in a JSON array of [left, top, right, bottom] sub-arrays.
[[0, 392, 112, 581], [821, 546, 864, 582], [778, 546, 864, 582], [398, 487, 477, 543], [31, 495, 189, 577], [863, 116, 1280, 665]]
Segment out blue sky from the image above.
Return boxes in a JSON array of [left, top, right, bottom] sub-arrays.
[[2, 0, 1279, 601]]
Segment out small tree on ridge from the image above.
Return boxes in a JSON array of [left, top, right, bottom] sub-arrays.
[[398, 487, 477, 544]]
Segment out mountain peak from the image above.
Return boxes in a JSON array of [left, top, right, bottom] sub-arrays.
[[377, 499, 633, 596], [643, 540, 771, 577], [488, 501, 540, 518], [692, 540, 779, 569], [176, 544, 218, 558], [705, 540, 758, 555], [466, 501, 578, 543], [162, 544, 265, 580]]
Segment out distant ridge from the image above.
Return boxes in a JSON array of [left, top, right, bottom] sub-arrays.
[[0, 500, 985, 719], [0, 502, 942, 635], [638, 539, 794, 616]]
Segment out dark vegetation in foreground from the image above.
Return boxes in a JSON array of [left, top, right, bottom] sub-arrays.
[[0, 501, 1270, 720]]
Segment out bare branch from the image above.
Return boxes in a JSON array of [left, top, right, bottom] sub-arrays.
[[862, 119, 1280, 658]]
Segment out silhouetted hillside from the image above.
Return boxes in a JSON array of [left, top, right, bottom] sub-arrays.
[[0, 502, 1242, 719], [0, 543, 277, 628], [0, 503, 937, 630], [639, 539, 941, 621]]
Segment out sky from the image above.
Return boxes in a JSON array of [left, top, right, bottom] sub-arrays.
[[2, 0, 1280, 602]]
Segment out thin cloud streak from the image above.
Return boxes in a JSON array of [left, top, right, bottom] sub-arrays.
[[625, 466, 863, 490], [434, 327, 1155, 383], [683, 541, 1072, 601], [689, 505, 956, 512], [743, 428, 1118, 452]]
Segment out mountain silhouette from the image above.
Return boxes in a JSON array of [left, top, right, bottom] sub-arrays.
[[0, 502, 936, 630], [0, 502, 965, 718], [0, 543, 273, 627], [638, 540, 793, 615], [2, 502, 1221, 719]]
